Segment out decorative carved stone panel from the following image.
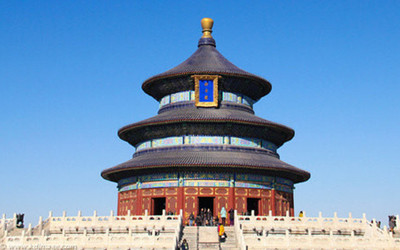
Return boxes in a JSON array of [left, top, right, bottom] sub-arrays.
[[215, 188, 228, 195], [142, 197, 151, 213], [284, 201, 289, 215], [184, 196, 197, 216], [276, 198, 282, 216], [249, 189, 260, 197], [261, 189, 270, 197], [235, 197, 246, 214], [261, 198, 271, 215], [216, 196, 228, 213], [167, 197, 177, 214], [166, 188, 177, 195], [199, 187, 213, 195], [129, 198, 137, 214], [154, 188, 164, 196], [142, 189, 152, 196], [235, 188, 247, 196], [276, 190, 289, 201], [184, 187, 198, 195]]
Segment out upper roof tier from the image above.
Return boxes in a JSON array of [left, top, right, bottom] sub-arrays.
[[142, 18, 272, 101]]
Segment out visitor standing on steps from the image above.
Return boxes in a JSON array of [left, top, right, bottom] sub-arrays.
[[195, 214, 202, 226], [189, 212, 195, 226], [180, 238, 189, 250], [206, 208, 213, 226], [218, 223, 226, 242], [200, 208, 205, 226], [228, 208, 234, 226], [221, 207, 227, 226], [214, 215, 219, 226]]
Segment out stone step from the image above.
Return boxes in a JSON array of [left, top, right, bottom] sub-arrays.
[[220, 227, 239, 249], [180, 225, 240, 250], [199, 226, 219, 243], [181, 233, 196, 237], [182, 234, 196, 237], [180, 226, 199, 250], [182, 235, 196, 238], [221, 242, 238, 247]]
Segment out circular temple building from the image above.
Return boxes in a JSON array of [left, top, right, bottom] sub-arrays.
[[101, 18, 310, 222]]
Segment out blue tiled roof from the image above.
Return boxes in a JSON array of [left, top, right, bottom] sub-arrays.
[[101, 145, 310, 183], [142, 38, 272, 100], [118, 102, 295, 147]]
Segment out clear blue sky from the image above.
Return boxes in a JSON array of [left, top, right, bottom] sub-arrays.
[[1, 1, 399, 227]]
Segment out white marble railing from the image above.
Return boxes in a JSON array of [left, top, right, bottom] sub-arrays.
[[4, 234, 177, 249], [41, 210, 180, 232], [234, 210, 246, 250], [1, 214, 16, 234], [234, 210, 400, 249], [2, 210, 183, 250], [239, 211, 369, 231]]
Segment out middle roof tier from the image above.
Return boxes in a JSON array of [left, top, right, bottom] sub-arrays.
[[118, 101, 294, 148]]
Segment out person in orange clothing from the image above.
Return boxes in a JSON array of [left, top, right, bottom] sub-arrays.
[[218, 223, 226, 242]]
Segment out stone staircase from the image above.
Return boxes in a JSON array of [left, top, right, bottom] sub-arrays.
[[220, 226, 240, 250], [180, 226, 198, 249], [180, 226, 240, 250], [198, 226, 219, 249]]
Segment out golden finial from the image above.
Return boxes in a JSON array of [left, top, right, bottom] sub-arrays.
[[201, 18, 214, 38]]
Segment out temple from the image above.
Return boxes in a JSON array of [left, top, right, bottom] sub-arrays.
[[2, 18, 399, 250], [101, 18, 310, 221]]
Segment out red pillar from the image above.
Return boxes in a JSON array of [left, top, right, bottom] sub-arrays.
[[228, 187, 234, 210], [290, 193, 294, 216], [228, 187, 235, 225], [137, 189, 143, 215], [271, 189, 276, 216], [117, 192, 122, 215], [177, 187, 184, 215]]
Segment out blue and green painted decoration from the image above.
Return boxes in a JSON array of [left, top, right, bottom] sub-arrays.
[[118, 172, 294, 193]]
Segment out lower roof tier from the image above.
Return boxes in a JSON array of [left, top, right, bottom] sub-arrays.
[[101, 145, 310, 184]]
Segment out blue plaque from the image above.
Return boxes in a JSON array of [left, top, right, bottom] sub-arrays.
[[199, 80, 214, 102], [192, 75, 219, 107]]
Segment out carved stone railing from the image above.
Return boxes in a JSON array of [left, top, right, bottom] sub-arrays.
[[3, 210, 397, 249], [4, 233, 177, 249], [235, 211, 400, 249], [45, 211, 178, 232], [234, 210, 246, 250], [0, 214, 16, 237], [2, 209, 183, 250]]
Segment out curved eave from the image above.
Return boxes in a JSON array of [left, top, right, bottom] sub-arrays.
[[101, 147, 310, 184], [142, 72, 272, 101], [141, 41, 272, 101], [117, 104, 295, 145], [118, 118, 294, 142]]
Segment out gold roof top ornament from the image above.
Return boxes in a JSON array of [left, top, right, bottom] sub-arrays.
[[201, 18, 214, 38]]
